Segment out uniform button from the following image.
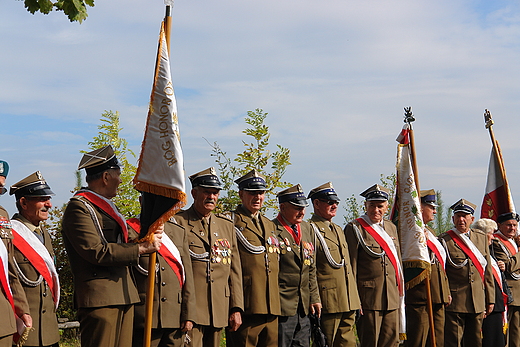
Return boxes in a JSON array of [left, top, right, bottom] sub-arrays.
[[268, 270, 272, 273], [161, 297, 167, 302], [42, 309, 46, 313], [162, 282, 166, 286], [211, 279, 214, 283], [93, 273, 97, 277], [161, 267, 165, 271], [43, 292, 47, 297], [210, 268, 214, 272]]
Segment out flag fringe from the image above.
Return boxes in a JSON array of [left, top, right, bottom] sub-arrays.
[[134, 181, 187, 243], [403, 260, 431, 290]]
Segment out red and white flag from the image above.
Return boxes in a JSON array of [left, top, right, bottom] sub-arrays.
[[481, 144, 515, 221]]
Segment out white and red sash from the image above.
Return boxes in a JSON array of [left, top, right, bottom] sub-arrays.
[[447, 229, 487, 282], [127, 218, 185, 287], [75, 190, 128, 242], [356, 216, 404, 294], [0, 239, 14, 311], [10, 220, 60, 308], [426, 228, 447, 270], [494, 232, 518, 256], [276, 214, 301, 245]]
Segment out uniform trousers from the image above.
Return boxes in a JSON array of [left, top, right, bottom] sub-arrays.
[[227, 314, 278, 347], [404, 303, 445, 347], [278, 306, 310, 347], [321, 311, 357, 347], [187, 325, 222, 347], [482, 311, 505, 347], [77, 304, 134, 347], [508, 306, 520, 347], [133, 328, 185, 347], [357, 309, 398, 347], [444, 311, 484, 347]]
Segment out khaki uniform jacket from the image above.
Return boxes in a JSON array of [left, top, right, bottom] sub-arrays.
[[344, 218, 401, 311], [0, 206, 29, 339], [492, 236, 520, 306], [310, 215, 360, 313], [61, 194, 140, 308], [174, 206, 243, 328], [405, 226, 450, 305], [273, 219, 320, 317], [439, 228, 495, 313], [131, 220, 197, 329], [11, 214, 60, 346], [233, 205, 281, 316]]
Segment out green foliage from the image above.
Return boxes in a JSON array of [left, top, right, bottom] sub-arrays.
[[209, 109, 292, 215], [432, 190, 452, 235], [343, 173, 396, 226], [22, 0, 94, 23], [86, 110, 140, 218]]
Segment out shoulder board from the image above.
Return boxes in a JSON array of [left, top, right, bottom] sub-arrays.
[[438, 232, 449, 239], [166, 217, 184, 228], [215, 213, 234, 223]]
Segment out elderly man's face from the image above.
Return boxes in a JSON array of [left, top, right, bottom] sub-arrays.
[[19, 196, 52, 226], [192, 187, 220, 217], [280, 202, 305, 225], [365, 200, 388, 223], [453, 212, 474, 233], [421, 204, 437, 224], [239, 190, 265, 214], [499, 219, 518, 239], [313, 199, 338, 221]]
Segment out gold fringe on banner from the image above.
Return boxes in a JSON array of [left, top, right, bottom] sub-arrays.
[[403, 260, 431, 290]]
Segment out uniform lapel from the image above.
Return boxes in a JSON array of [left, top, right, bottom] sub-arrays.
[[187, 207, 210, 246]]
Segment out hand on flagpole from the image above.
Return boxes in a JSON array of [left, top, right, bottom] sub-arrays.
[[138, 223, 163, 254]]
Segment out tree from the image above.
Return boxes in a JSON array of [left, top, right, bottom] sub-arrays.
[[432, 190, 452, 235], [86, 110, 140, 218], [21, 0, 94, 23], [208, 108, 292, 216], [343, 173, 396, 226]]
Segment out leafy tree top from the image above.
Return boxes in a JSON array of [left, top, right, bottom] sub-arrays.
[[22, 0, 94, 23]]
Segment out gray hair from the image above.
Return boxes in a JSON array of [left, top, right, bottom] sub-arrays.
[[472, 218, 497, 234]]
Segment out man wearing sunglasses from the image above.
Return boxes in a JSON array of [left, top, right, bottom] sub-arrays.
[[308, 182, 360, 347]]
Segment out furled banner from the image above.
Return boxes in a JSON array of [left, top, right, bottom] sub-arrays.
[[134, 21, 186, 239], [393, 124, 430, 289]]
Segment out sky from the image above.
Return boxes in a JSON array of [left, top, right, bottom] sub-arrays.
[[1, 0, 520, 221]]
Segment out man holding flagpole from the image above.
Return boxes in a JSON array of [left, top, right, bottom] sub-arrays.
[[62, 145, 163, 347], [439, 199, 495, 347], [9, 171, 60, 347], [344, 184, 403, 347], [404, 190, 451, 347]]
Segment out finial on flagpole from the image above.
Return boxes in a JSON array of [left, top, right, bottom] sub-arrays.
[[404, 106, 415, 124], [484, 109, 494, 129]]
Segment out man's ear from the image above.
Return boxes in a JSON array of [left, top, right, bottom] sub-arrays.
[[19, 197, 28, 210]]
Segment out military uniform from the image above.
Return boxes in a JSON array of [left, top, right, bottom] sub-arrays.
[[61, 146, 142, 347], [404, 226, 450, 347], [10, 214, 60, 347], [0, 206, 30, 346], [345, 217, 401, 346], [439, 200, 495, 347], [272, 184, 320, 347], [174, 205, 243, 347], [131, 219, 197, 347], [310, 214, 360, 347], [228, 205, 280, 347], [492, 214, 520, 347]]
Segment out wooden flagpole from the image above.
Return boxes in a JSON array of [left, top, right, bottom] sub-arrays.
[[404, 107, 436, 347], [142, 7, 172, 347], [484, 109, 513, 213]]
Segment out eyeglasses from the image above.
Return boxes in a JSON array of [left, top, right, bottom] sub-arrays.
[[319, 199, 339, 206]]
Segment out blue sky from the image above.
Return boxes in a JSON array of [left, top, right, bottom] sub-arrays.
[[2, 0, 520, 221]]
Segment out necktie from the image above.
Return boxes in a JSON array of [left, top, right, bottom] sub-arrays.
[[34, 227, 44, 244], [291, 224, 298, 237]]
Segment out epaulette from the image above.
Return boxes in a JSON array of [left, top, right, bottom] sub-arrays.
[[215, 212, 234, 222]]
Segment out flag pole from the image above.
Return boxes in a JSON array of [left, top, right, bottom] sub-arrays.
[[484, 109, 513, 213], [404, 107, 436, 347], [142, 7, 173, 347]]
